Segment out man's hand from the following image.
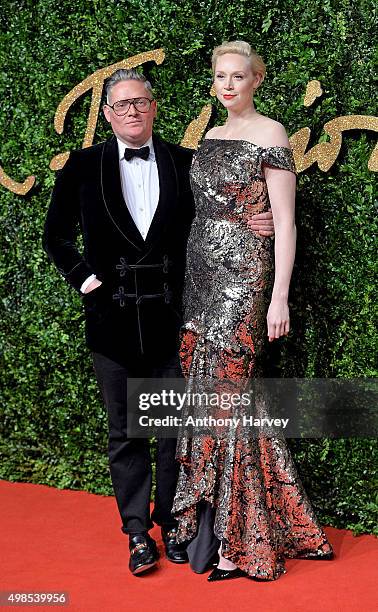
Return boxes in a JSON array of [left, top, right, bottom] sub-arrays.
[[247, 208, 275, 237], [84, 278, 103, 293]]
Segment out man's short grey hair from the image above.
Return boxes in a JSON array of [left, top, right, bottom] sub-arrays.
[[105, 69, 153, 103]]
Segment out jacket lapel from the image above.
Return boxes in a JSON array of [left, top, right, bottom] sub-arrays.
[[144, 134, 179, 248], [100, 135, 145, 251]]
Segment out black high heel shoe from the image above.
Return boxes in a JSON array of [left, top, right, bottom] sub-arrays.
[[207, 567, 246, 582]]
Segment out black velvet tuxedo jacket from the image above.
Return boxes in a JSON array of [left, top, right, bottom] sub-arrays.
[[43, 134, 194, 366]]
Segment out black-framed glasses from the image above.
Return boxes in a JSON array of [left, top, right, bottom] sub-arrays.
[[106, 97, 155, 116]]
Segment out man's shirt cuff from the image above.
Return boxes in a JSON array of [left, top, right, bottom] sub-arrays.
[[80, 274, 97, 294]]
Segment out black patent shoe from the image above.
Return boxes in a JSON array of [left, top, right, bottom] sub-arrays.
[[161, 528, 189, 564], [207, 567, 246, 582], [129, 534, 159, 575]]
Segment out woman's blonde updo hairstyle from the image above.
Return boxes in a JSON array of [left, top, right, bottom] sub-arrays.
[[212, 40, 266, 85]]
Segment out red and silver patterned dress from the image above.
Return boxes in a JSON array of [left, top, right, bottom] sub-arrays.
[[172, 138, 333, 580]]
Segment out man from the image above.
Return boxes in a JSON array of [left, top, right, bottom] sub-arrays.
[[43, 68, 274, 575]]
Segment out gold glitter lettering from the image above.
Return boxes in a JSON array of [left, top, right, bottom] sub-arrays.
[[303, 80, 323, 106], [290, 116, 378, 172], [180, 104, 213, 149], [0, 166, 35, 195], [1, 71, 377, 195]]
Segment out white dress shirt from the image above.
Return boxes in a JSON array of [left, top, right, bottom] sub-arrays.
[[80, 136, 160, 293], [117, 136, 159, 239]]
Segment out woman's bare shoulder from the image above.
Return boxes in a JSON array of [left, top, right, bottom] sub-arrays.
[[249, 116, 290, 147], [204, 126, 225, 139]]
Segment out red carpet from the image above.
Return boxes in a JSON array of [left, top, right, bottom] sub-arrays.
[[0, 480, 376, 611]]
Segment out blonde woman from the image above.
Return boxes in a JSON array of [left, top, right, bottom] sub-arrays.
[[172, 41, 333, 581]]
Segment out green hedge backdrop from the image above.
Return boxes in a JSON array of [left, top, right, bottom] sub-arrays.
[[0, 0, 377, 535]]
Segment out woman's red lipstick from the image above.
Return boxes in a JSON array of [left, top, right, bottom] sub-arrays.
[[223, 94, 236, 99]]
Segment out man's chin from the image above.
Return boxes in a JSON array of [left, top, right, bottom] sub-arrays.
[[118, 129, 149, 144]]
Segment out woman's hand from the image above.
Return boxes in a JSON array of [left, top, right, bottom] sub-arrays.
[[267, 298, 290, 342]]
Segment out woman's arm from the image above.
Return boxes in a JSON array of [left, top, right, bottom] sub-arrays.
[[265, 157, 296, 342]]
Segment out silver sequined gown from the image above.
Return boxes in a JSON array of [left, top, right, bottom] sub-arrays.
[[172, 139, 333, 580]]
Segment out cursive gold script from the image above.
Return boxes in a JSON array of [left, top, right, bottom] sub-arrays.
[[0, 55, 377, 196]]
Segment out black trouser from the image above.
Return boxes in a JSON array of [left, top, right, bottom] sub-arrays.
[[92, 351, 182, 536]]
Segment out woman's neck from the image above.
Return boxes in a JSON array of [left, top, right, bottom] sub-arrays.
[[225, 102, 259, 129]]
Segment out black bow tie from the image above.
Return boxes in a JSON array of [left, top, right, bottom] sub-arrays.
[[124, 146, 150, 161]]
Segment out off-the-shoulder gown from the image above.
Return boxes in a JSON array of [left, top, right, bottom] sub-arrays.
[[172, 138, 333, 580]]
